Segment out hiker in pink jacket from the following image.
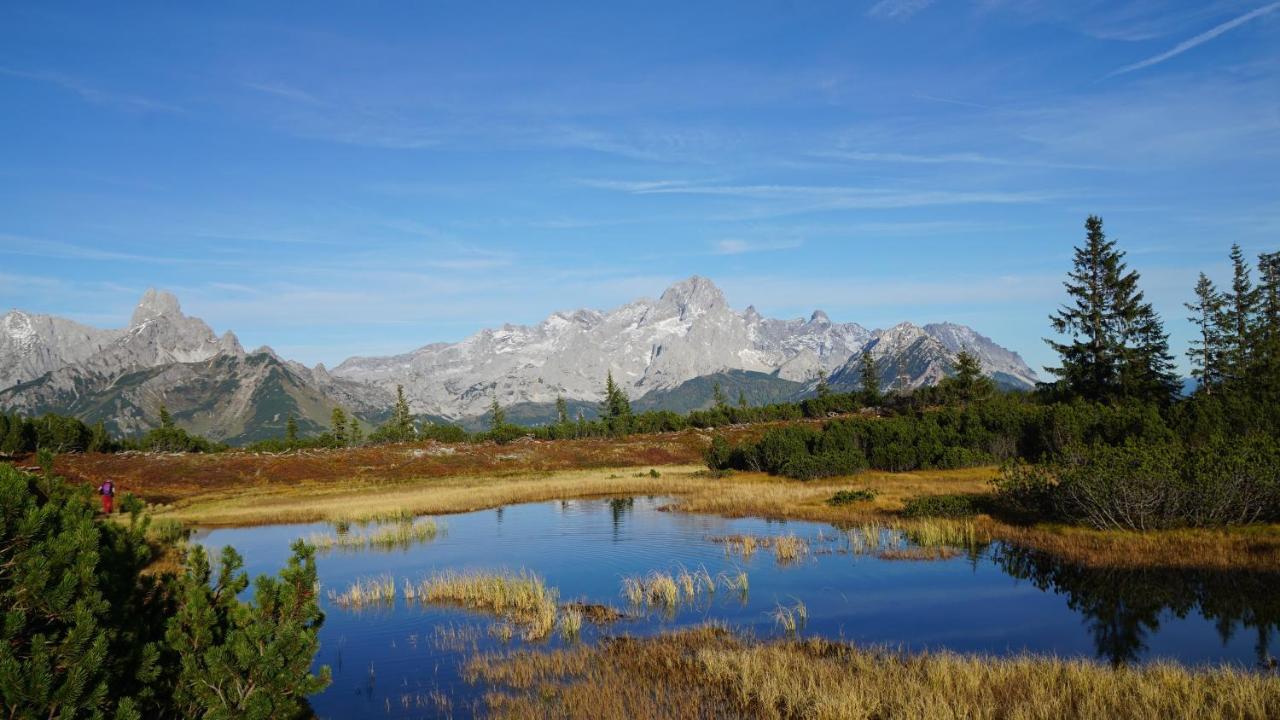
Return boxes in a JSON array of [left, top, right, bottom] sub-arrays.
[[98, 479, 115, 514]]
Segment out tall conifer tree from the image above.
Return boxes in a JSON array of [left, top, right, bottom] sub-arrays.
[[859, 352, 882, 405], [1220, 243, 1259, 384], [1185, 273, 1224, 394], [601, 371, 631, 434], [1046, 215, 1176, 403]]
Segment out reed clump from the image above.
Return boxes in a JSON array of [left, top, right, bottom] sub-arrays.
[[710, 533, 809, 564], [327, 574, 396, 608], [879, 546, 963, 561], [621, 568, 746, 611], [307, 517, 441, 552], [558, 606, 584, 641], [770, 534, 807, 564], [771, 600, 808, 635], [465, 626, 1280, 719], [407, 569, 558, 640]]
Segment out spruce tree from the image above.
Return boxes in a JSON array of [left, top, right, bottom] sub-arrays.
[[330, 407, 348, 446], [1249, 251, 1280, 406], [947, 348, 992, 403], [859, 352, 882, 406], [555, 396, 570, 425], [488, 394, 506, 431], [88, 420, 111, 453], [1185, 273, 1225, 394], [349, 418, 364, 446], [601, 371, 631, 435], [1118, 300, 1179, 404], [159, 405, 175, 430], [285, 415, 299, 445], [737, 390, 748, 409], [1220, 243, 1259, 384], [1046, 215, 1176, 404], [392, 385, 414, 440], [815, 370, 831, 399], [893, 361, 911, 396], [712, 381, 729, 411]]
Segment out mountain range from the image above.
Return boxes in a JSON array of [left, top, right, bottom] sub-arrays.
[[0, 277, 1038, 442]]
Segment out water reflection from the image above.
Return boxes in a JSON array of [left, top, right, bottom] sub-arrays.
[[994, 545, 1280, 667], [197, 498, 1277, 719], [609, 497, 634, 538]]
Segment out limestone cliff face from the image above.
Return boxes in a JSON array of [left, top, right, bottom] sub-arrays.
[[0, 279, 1038, 438], [0, 290, 388, 442], [333, 276, 1037, 419]]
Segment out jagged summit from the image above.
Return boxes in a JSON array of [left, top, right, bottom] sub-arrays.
[[332, 276, 1036, 419], [656, 275, 728, 319], [1, 280, 1039, 436], [130, 288, 184, 326]]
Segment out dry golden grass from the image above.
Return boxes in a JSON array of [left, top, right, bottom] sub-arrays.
[[327, 574, 396, 609], [407, 570, 558, 641], [307, 517, 441, 552], [467, 626, 1280, 720], [621, 567, 741, 612], [158, 465, 714, 526]]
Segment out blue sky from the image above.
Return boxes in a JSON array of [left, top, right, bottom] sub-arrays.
[[2, 1, 1277, 374]]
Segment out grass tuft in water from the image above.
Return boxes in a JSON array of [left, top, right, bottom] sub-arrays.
[[771, 534, 808, 564], [622, 566, 737, 612], [327, 574, 396, 608], [559, 606, 584, 641], [308, 517, 442, 552], [772, 600, 808, 635], [408, 569, 558, 640]]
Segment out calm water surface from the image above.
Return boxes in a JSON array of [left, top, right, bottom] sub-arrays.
[[196, 497, 1280, 719]]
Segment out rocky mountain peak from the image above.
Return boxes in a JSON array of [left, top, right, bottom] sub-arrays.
[[130, 289, 184, 326], [809, 310, 830, 325], [656, 276, 728, 319], [3, 311, 34, 342], [218, 330, 244, 354]]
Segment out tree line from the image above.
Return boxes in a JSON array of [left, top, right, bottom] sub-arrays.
[[708, 216, 1280, 531], [0, 405, 223, 456]]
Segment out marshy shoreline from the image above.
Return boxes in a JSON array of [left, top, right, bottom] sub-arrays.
[[53, 440, 1278, 572]]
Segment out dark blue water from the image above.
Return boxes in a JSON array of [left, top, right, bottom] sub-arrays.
[[196, 497, 1280, 720]]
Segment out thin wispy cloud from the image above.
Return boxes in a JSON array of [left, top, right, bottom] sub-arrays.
[[816, 150, 1105, 171], [577, 178, 701, 192], [868, 0, 935, 20], [1109, 2, 1280, 76], [591, 180, 1057, 210], [713, 239, 802, 255], [0, 67, 181, 113], [0, 234, 243, 267], [244, 82, 323, 105], [911, 93, 995, 110]]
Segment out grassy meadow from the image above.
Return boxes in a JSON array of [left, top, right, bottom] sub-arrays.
[[466, 626, 1280, 720]]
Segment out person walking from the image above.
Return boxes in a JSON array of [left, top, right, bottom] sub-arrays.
[[98, 479, 115, 514]]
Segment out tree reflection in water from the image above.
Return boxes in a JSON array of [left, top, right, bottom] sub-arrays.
[[994, 545, 1279, 667]]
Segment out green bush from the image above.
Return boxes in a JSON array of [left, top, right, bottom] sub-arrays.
[[1051, 436, 1280, 530], [704, 435, 734, 470], [0, 462, 330, 718], [780, 450, 866, 480], [827, 488, 878, 506], [901, 493, 981, 519], [991, 460, 1057, 517], [754, 425, 820, 474], [1053, 440, 1184, 531]]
